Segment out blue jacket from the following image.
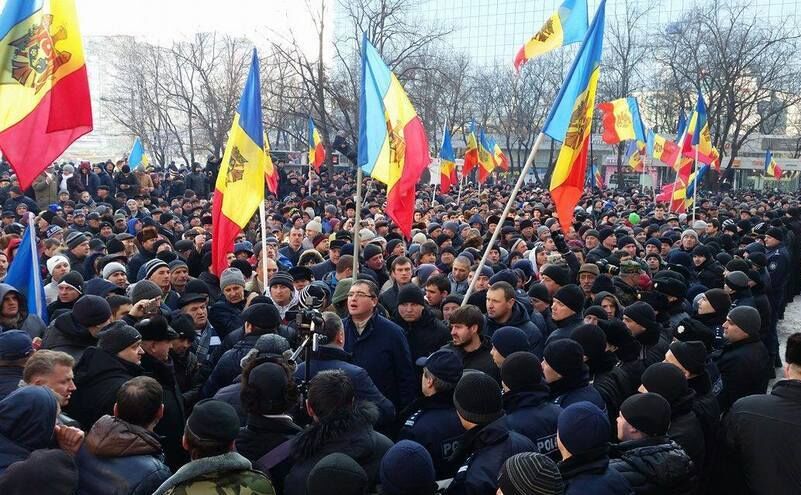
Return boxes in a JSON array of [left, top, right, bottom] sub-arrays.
[[485, 300, 545, 357], [208, 298, 246, 338], [343, 312, 417, 410], [549, 367, 607, 411], [559, 450, 633, 495], [75, 415, 171, 495], [200, 333, 259, 399], [503, 386, 561, 457], [294, 345, 396, 426], [0, 386, 58, 474], [398, 391, 465, 479], [0, 366, 22, 400], [546, 313, 584, 345], [447, 416, 535, 495]]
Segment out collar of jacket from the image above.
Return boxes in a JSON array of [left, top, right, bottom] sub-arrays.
[[152, 451, 252, 495], [554, 312, 582, 329], [399, 390, 455, 421], [611, 435, 672, 455], [450, 415, 509, 464], [311, 345, 351, 362], [771, 378, 801, 402], [503, 386, 551, 412], [557, 444, 611, 479]]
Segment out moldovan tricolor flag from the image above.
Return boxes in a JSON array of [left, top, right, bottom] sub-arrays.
[[264, 132, 279, 195], [0, 0, 92, 190], [308, 117, 325, 171], [764, 150, 783, 179], [597, 97, 646, 144], [211, 49, 265, 276], [463, 120, 478, 177], [514, 0, 588, 71], [544, 0, 605, 233], [439, 125, 456, 194], [358, 34, 430, 239]]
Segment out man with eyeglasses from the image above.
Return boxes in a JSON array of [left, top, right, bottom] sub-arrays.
[[343, 279, 416, 411]]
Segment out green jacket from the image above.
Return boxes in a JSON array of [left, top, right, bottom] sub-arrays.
[[153, 452, 274, 495]]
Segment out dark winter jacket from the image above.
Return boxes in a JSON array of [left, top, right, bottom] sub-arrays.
[[0, 366, 22, 400], [558, 446, 633, 495], [712, 335, 771, 412], [442, 336, 500, 383], [152, 451, 272, 495], [0, 285, 47, 339], [502, 385, 561, 457], [591, 355, 638, 429], [485, 300, 545, 357], [695, 258, 724, 289], [446, 416, 535, 495], [200, 333, 260, 399], [343, 312, 417, 410], [67, 347, 143, 430], [140, 353, 187, 471], [392, 307, 451, 362], [665, 389, 705, 471], [0, 386, 59, 474], [127, 249, 156, 283], [208, 298, 246, 339], [545, 313, 584, 344], [76, 415, 171, 495], [283, 402, 393, 495], [398, 391, 465, 479], [549, 365, 607, 411], [610, 437, 697, 495], [294, 345, 395, 426], [236, 414, 303, 495], [42, 312, 98, 361]]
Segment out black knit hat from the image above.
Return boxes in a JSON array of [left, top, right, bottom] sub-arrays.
[[766, 227, 784, 242], [453, 371, 503, 425], [58, 271, 84, 294], [570, 324, 607, 363], [541, 264, 569, 286], [527, 282, 551, 304], [97, 322, 141, 355], [590, 275, 614, 294], [241, 303, 281, 330], [727, 306, 761, 336], [187, 399, 240, 443], [620, 393, 671, 436], [623, 301, 657, 329], [362, 243, 382, 262], [669, 341, 707, 375], [543, 339, 585, 377], [553, 284, 584, 315], [491, 326, 530, 358], [703, 288, 731, 315], [724, 271, 749, 291], [583, 305, 608, 321], [501, 351, 544, 392], [307, 453, 368, 495], [652, 276, 687, 299], [72, 295, 111, 327], [641, 362, 689, 405], [268, 272, 295, 291], [397, 285, 425, 306], [498, 453, 564, 495]]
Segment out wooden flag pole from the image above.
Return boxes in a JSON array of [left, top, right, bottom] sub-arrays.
[[258, 201, 270, 295], [692, 147, 700, 223], [462, 132, 545, 304]]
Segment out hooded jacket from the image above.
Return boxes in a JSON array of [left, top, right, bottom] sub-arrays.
[[712, 335, 771, 412], [0, 284, 47, 339], [610, 437, 697, 495], [0, 386, 58, 474], [76, 415, 170, 495], [485, 299, 545, 356], [42, 312, 98, 361]]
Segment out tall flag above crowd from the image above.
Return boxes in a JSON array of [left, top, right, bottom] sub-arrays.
[[598, 97, 646, 144], [477, 129, 496, 183], [0, 0, 92, 190], [514, 0, 588, 71], [439, 125, 456, 193], [308, 117, 326, 171], [764, 150, 783, 178], [211, 49, 266, 276], [544, 0, 605, 232], [263, 131, 279, 194], [128, 137, 149, 169], [358, 34, 430, 239], [463, 120, 479, 177]]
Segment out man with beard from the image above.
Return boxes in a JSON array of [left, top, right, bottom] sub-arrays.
[[443, 304, 499, 382]]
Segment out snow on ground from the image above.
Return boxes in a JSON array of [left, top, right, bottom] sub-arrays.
[[772, 296, 800, 387]]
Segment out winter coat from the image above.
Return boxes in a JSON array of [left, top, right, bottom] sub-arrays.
[[208, 298, 246, 339], [442, 336, 500, 383], [153, 451, 274, 495], [695, 258, 724, 289], [32, 173, 59, 209], [283, 402, 393, 495], [42, 312, 98, 362], [76, 415, 171, 495], [114, 171, 139, 196], [502, 386, 561, 457], [398, 391, 465, 479], [184, 172, 209, 198], [236, 414, 303, 495], [549, 366, 607, 411], [0, 366, 22, 400], [343, 312, 417, 410], [294, 345, 395, 426], [447, 416, 535, 495], [712, 335, 771, 412], [718, 379, 801, 495], [592, 356, 638, 429], [67, 347, 143, 430], [200, 333, 259, 399], [140, 353, 187, 471], [545, 312, 584, 345], [0, 386, 59, 474], [0, 284, 47, 339], [559, 448, 634, 495], [379, 282, 404, 314], [127, 248, 156, 283], [171, 348, 203, 407], [665, 389, 705, 471], [485, 299, 545, 357], [610, 437, 697, 495], [78, 171, 101, 196], [392, 306, 451, 362]]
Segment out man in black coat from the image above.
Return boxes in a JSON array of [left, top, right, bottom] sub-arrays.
[[545, 284, 586, 344], [390, 284, 450, 362], [442, 304, 499, 382], [717, 332, 801, 495]]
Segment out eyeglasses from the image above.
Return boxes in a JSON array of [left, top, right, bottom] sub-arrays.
[[347, 292, 374, 299]]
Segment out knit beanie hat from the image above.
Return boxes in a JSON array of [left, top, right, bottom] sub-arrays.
[[623, 301, 657, 329], [766, 226, 784, 242], [306, 218, 323, 233], [498, 453, 564, 495], [570, 324, 607, 363], [97, 322, 141, 355], [727, 306, 761, 336], [332, 278, 354, 305], [590, 275, 614, 294], [362, 243, 382, 262], [219, 267, 246, 290], [142, 258, 168, 282], [703, 288, 731, 314], [724, 271, 749, 291], [130, 280, 162, 303], [72, 295, 112, 327], [669, 341, 707, 376], [557, 401, 609, 456], [102, 262, 127, 280], [527, 282, 551, 304], [543, 339, 585, 377], [268, 272, 295, 291], [553, 284, 584, 315], [307, 453, 368, 495], [619, 393, 671, 436], [453, 371, 503, 425], [46, 255, 69, 276], [379, 440, 437, 495], [541, 264, 569, 286], [58, 271, 84, 294], [491, 326, 530, 358], [397, 285, 425, 306], [168, 259, 188, 272], [583, 305, 608, 322], [641, 362, 689, 405], [65, 231, 88, 250], [501, 351, 544, 392]]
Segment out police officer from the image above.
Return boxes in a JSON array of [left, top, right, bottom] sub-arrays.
[[397, 349, 465, 479], [764, 227, 789, 366]]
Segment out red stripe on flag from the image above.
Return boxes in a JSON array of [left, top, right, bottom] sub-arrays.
[[0, 66, 93, 189], [552, 135, 590, 233], [211, 189, 244, 276], [386, 116, 430, 238]]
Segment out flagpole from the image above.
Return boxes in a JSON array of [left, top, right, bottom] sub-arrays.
[[27, 215, 43, 319], [258, 201, 269, 295], [456, 173, 464, 205], [352, 167, 363, 277], [692, 147, 699, 222], [462, 132, 545, 305]]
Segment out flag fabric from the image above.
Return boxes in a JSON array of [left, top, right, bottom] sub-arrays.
[[676, 109, 687, 141], [656, 181, 687, 213], [625, 139, 645, 172], [591, 162, 604, 189], [307, 117, 326, 171], [685, 163, 710, 203], [264, 132, 278, 195], [211, 49, 266, 276], [463, 120, 478, 177], [681, 91, 718, 169], [128, 137, 149, 169], [0, 0, 93, 190], [514, 0, 589, 71], [543, 0, 605, 232], [477, 129, 496, 183], [439, 125, 456, 194], [492, 140, 510, 171], [5, 218, 47, 323], [358, 35, 430, 239], [764, 150, 783, 179], [597, 97, 646, 144], [647, 131, 681, 167]]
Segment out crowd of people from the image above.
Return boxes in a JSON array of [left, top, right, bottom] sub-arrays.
[[0, 157, 800, 495]]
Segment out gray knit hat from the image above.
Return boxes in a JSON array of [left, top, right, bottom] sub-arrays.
[[727, 306, 761, 336], [219, 267, 246, 290], [498, 453, 564, 495], [130, 280, 162, 303], [102, 262, 127, 280], [65, 231, 88, 250], [97, 322, 141, 355], [142, 258, 168, 281]]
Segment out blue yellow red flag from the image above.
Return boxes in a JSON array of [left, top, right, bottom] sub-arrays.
[[477, 128, 496, 183], [439, 124, 456, 194], [492, 140, 509, 171], [543, 0, 605, 232], [308, 117, 326, 172], [514, 0, 588, 71], [764, 150, 783, 179], [128, 137, 149, 170], [685, 163, 710, 202], [358, 35, 430, 238], [463, 120, 478, 177], [597, 97, 646, 144], [0, 0, 92, 190], [625, 140, 644, 172]]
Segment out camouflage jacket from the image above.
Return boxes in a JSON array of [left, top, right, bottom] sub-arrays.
[[153, 452, 275, 495]]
